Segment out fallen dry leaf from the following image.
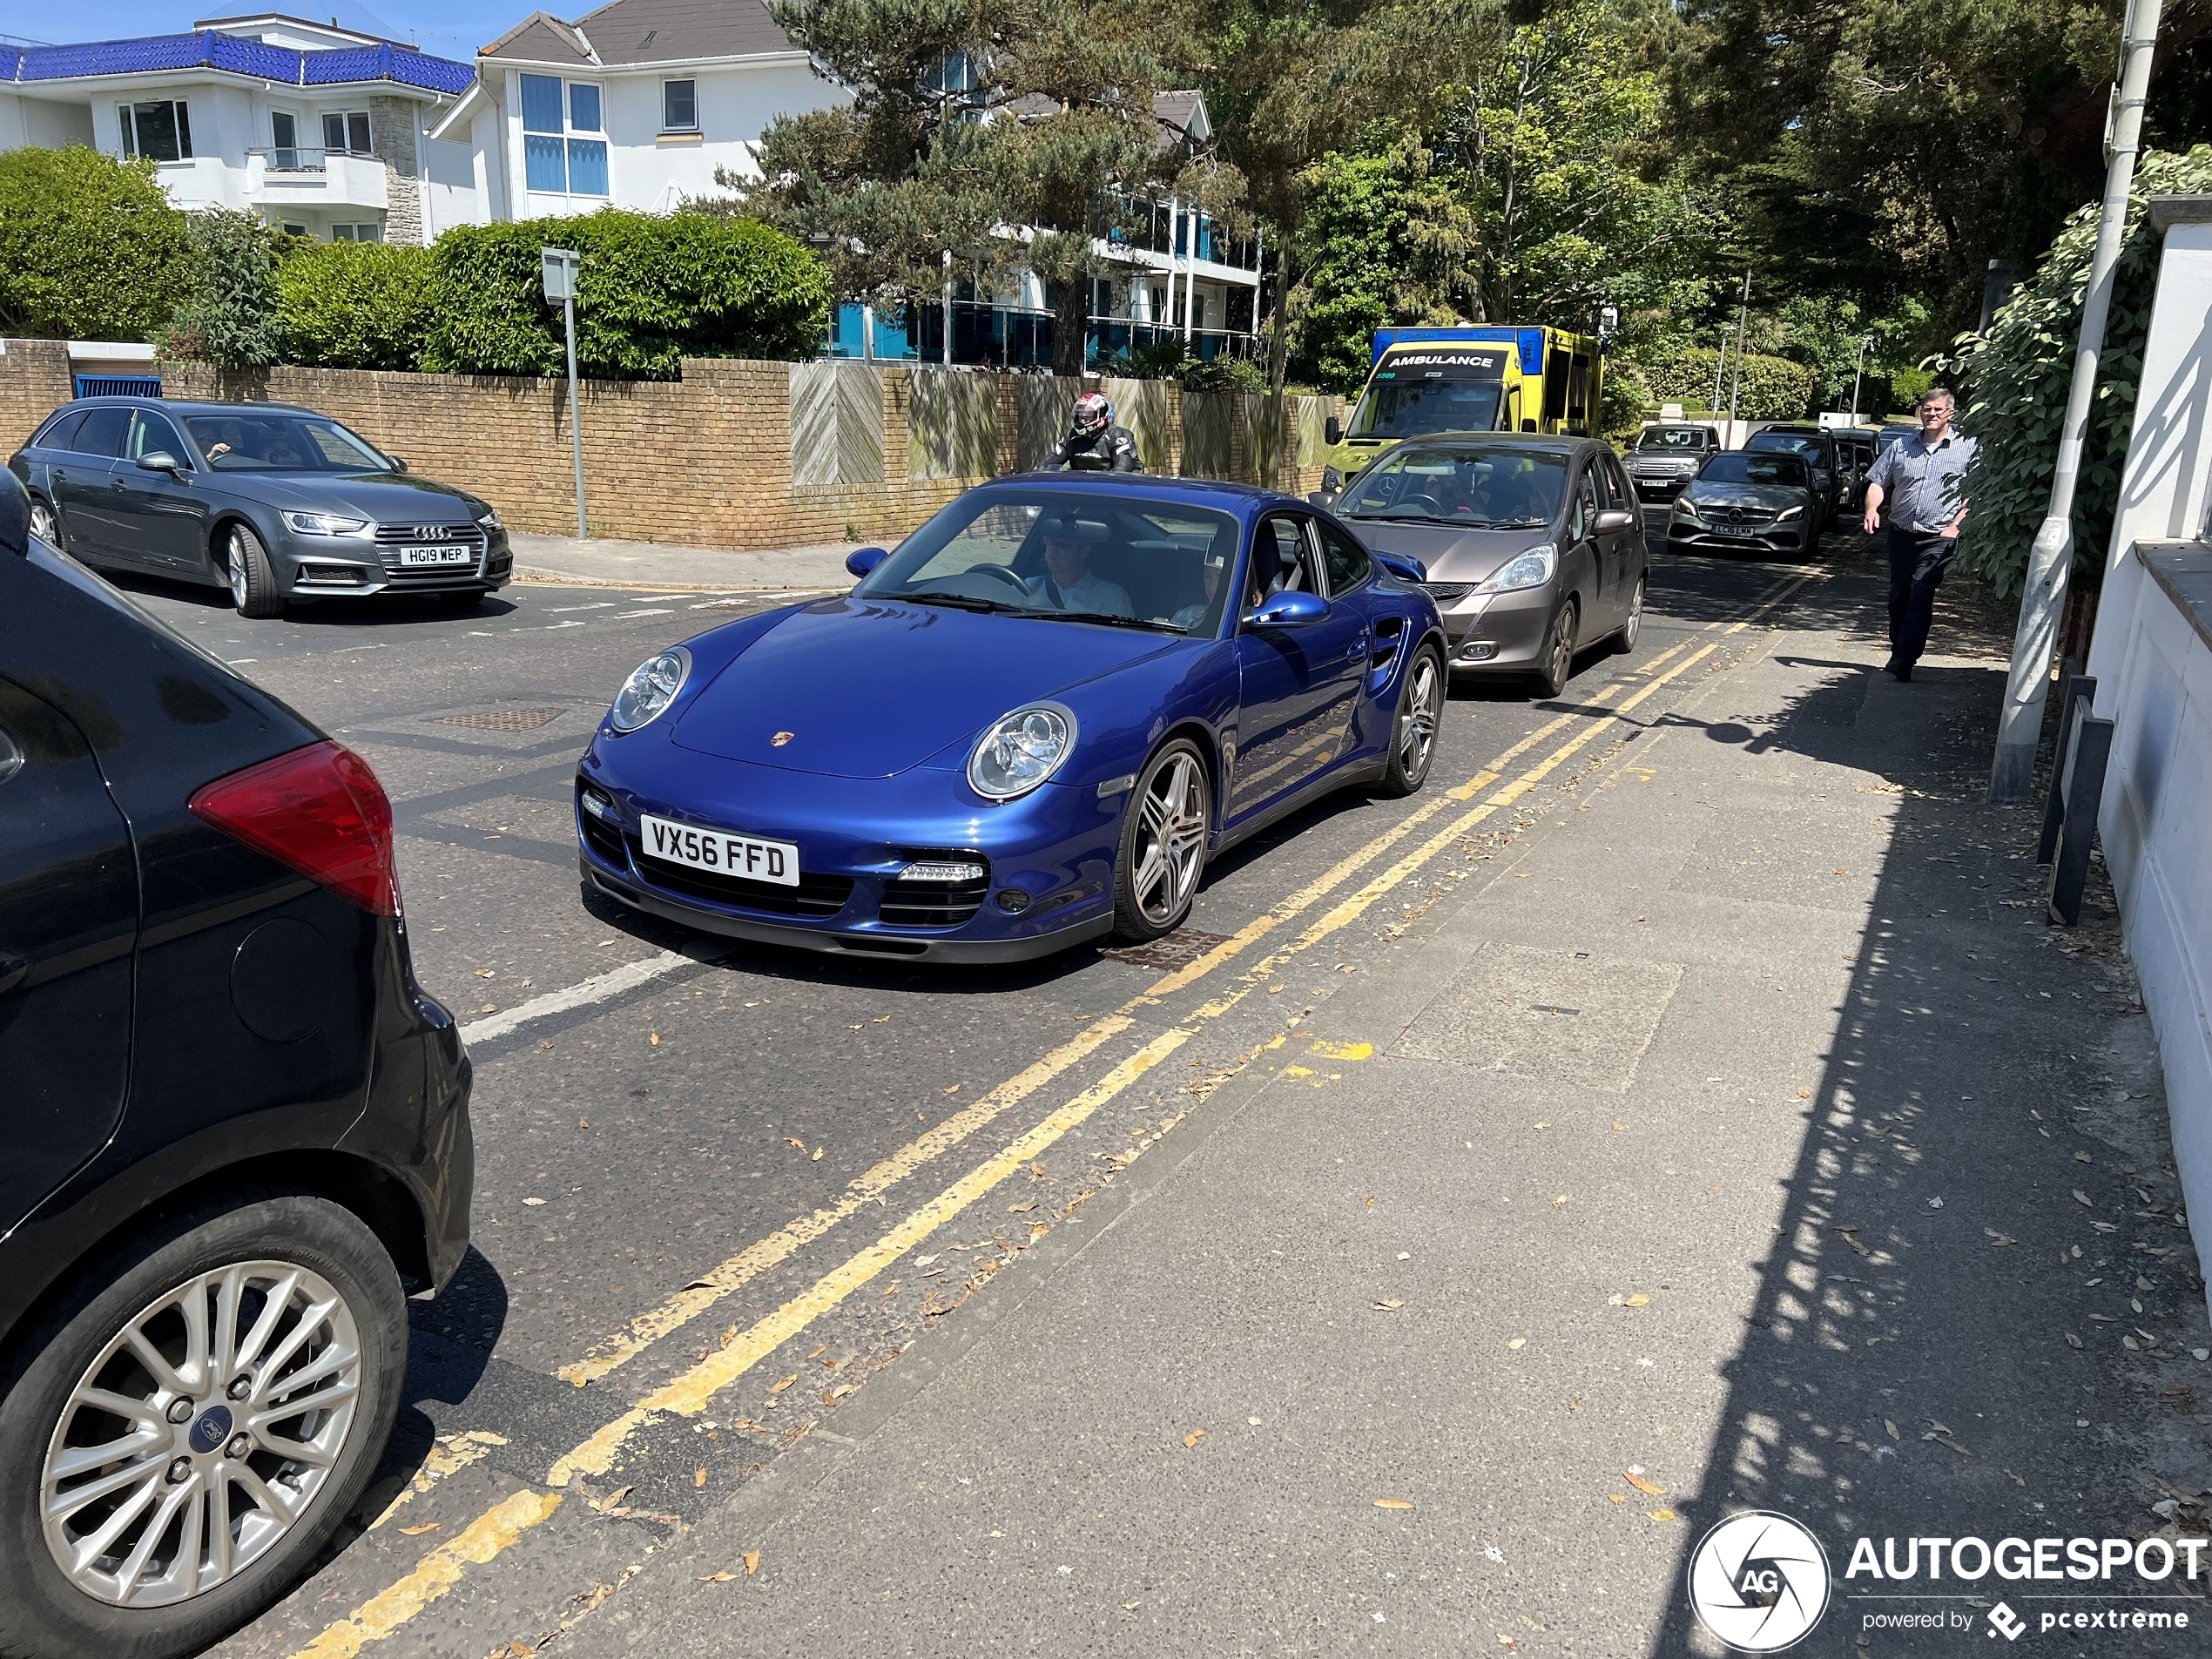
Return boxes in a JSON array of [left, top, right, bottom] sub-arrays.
[[1608, 1493, 1626, 1502], [784, 1137, 806, 1150], [650, 1033, 660, 1046], [769, 1374, 798, 1393], [1507, 1337, 1527, 1350], [1008, 1201, 1036, 1213], [1376, 1298, 1407, 1311], [398, 1522, 440, 1535], [1884, 1419, 1899, 1440], [1624, 1293, 1650, 1307], [1123, 1600, 1142, 1611], [1374, 1498, 1414, 1510], [1797, 1088, 1811, 1099], [2076, 1151, 2094, 1163], [1648, 1509, 1676, 1522], [1184, 1429, 1206, 1448], [695, 1467, 708, 1488], [744, 1549, 761, 1575], [700, 1570, 738, 1582], [812, 1148, 823, 1161], [2074, 1190, 2094, 1206], [2066, 1332, 2084, 1349], [1838, 1227, 1871, 1257], [523, 1197, 548, 1207], [1624, 1472, 1666, 1497]]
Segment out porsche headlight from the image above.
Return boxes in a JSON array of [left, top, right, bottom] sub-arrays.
[[609, 646, 691, 733], [968, 704, 1076, 800], [1475, 543, 1557, 595]]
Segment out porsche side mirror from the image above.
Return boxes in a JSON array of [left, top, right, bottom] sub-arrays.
[[1375, 552, 1427, 585], [1244, 590, 1331, 628], [846, 545, 889, 579], [1593, 508, 1635, 534], [1324, 415, 1342, 446], [135, 451, 184, 475]]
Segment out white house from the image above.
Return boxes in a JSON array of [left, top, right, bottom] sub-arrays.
[[0, 14, 478, 244], [428, 0, 843, 221]]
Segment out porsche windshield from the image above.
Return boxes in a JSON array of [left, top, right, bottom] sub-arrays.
[[856, 491, 1242, 633], [1347, 353, 1508, 441], [1337, 446, 1568, 529]]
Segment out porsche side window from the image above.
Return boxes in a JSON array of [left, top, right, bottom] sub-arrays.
[[1314, 520, 1371, 596], [1247, 516, 1312, 607]]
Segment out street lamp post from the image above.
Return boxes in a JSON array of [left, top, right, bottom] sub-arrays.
[[1724, 271, 1752, 442], [541, 246, 585, 539], [1849, 334, 1874, 423], [1711, 325, 1734, 412]]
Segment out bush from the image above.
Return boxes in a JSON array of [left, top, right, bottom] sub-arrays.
[[421, 211, 831, 379], [1633, 347, 1816, 421], [159, 210, 280, 370], [1183, 355, 1267, 395], [277, 239, 437, 370], [0, 145, 190, 340], [1939, 145, 2212, 600]]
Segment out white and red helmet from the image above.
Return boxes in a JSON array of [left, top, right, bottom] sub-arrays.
[[1072, 392, 1112, 435]]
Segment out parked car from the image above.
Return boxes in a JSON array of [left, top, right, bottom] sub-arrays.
[[577, 475, 1448, 961], [9, 398, 511, 618], [1742, 424, 1844, 524], [1668, 451, 1824, 557], [1830, 427, 1881, 511], [1623, 422, 1723, 500], [0, 475, 472, 1658], [1329, 434, 1648, 697]]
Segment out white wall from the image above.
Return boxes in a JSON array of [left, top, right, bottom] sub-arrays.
[[2084, 204, 2212, 1315], [0, 94, 97, 150]]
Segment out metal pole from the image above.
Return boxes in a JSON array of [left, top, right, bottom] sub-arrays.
[[563, 288, 585, 539], [1711, 326, 1730, 410], [1850, 335, 1871, 423], [1989, 0, 2164, 800], [1724, 271, 1751, 442]]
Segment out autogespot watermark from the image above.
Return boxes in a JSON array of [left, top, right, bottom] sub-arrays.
[[1688, 1512, 2204, 1650]]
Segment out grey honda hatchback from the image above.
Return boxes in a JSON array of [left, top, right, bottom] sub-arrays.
[[9, 398, 511, 617]]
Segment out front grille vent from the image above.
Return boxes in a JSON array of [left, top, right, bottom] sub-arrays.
[[879, 858, 991, 927]]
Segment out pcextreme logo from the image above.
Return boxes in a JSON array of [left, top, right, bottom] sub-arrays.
[[1687, 1511, 1833, 1652]]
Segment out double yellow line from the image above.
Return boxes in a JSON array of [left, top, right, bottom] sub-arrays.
[[289, 567, 1819, 1656]]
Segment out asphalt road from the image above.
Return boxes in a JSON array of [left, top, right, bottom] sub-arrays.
[[109, 522, 1830, 1656]]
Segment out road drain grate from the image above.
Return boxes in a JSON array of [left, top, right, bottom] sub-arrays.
[[1103, 928, 1234, 969], [435, 708, 569, 732]]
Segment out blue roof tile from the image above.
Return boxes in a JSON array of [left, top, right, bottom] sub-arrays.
[[9, 30, 474, 93]]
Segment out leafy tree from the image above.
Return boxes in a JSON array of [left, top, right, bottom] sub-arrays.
[[1939, 145, 2212, 599], [160, 209, 281, 370], [735, 0, 1241, 375], [422, 212, 830, 379], [276, 239, 437, 370], [0, 145, 190, 340]]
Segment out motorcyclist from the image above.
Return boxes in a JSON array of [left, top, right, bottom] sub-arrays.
[[1052, 392, 1143, 473]]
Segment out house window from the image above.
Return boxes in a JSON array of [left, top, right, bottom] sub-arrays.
[[270, 111, 306, 170], [662, 78, 696, 131], [321, 111, 372, 156], [120, 100, 192, 162], [331, 222, 384, 242], [520, 72, 609, 197]]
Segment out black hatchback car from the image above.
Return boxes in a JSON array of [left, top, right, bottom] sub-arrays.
[[0, 478, 472, 1656], [10, 398, 511, 618]]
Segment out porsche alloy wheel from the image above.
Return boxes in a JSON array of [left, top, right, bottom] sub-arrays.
[[1376, 644, 1442, 797], [1113, 740, 1210, 941]]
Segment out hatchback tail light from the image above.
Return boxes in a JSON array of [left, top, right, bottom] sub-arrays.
[[189, 740, 401, 917]]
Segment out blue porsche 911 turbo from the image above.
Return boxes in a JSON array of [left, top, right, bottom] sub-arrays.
[[574, 475, 1447, 961]]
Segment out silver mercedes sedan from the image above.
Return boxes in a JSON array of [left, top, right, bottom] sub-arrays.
[[1666, 450, 1824, 559]]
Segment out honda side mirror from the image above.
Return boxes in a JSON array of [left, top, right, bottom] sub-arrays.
[[1325, 415, 1342, 446], [1306, 490, 1339, 509], [846, 546, 889, 579], [1593, 508, 1635, 534], [1244, 590, 1331, 628]]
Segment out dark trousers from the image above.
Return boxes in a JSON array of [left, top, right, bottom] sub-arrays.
[[1886, 529, 1952, 668]]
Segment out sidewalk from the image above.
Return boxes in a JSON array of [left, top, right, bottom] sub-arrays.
[[507, 532, 860, 591], [570, 547, 2210, 1657]]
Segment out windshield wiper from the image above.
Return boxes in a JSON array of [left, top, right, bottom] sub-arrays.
[[1049, 610, 1186, 633], [1353, 504, 1446, 520], [895, 590, 1025, 613]]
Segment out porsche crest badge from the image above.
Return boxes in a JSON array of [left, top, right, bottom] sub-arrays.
[[770, 731, 795, 746]]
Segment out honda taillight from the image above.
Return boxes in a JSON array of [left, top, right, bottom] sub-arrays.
[[188, 740, 401, 917]]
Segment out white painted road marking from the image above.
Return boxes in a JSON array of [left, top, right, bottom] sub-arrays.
[[457, 948, 710, 1043]]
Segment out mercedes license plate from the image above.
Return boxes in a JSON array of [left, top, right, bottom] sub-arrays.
[[1710, 523, 1760, 538], [639, 813, 799, 887], [398, 545, 473, 566]]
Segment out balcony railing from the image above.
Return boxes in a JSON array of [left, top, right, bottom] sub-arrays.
[[247, 145, 375, 174]]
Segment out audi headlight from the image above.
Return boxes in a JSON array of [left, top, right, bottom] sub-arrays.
[[609, 646, 691, 733], [968, 704, 1076, 800], [283, 510, 368, 536], [1475, 543, 1557, 595], [475, 508, 504, 531], [1777, 504, 1804, 522]]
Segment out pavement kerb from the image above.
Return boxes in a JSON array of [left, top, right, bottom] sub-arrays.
[[512, 567, 829, 594], [570, 597, 1807, 1633]]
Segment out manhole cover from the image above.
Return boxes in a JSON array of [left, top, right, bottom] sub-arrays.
[[1103, 928, 1233, 969], [435, 707, 569, 732]]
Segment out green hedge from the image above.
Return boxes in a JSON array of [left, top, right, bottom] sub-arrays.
[[1940, 145, 2212, 599], [1630, 347, 1816, 422], [421, 212, 831, 380], [0, 145, 190, 340], [277, 239, 437, 370]]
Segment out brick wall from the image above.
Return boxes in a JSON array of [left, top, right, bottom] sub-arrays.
[[4, 347, 1341, 553]]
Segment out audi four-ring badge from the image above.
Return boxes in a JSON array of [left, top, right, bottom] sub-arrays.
[[575, 475, 1450, 962]]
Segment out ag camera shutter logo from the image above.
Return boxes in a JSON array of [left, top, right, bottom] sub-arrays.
[[1687, 1510, 1832, 1651]]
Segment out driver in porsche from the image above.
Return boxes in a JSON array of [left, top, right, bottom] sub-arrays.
[[1025, 516, 1133, 617]]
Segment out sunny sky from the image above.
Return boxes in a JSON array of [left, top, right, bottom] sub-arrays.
[[0, 0, 532, 59]]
